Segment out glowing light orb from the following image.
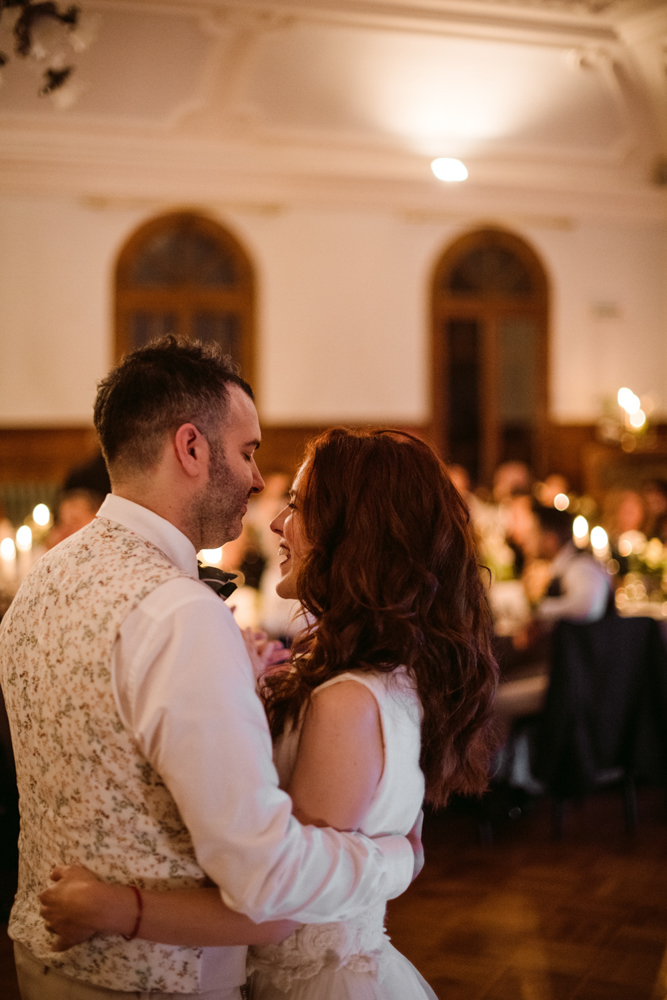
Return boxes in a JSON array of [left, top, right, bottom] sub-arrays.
[[573, 515, 588, 539], [590, 526, 608, 551], [200, 547, 223, 565], [33, 503, 51, 526], [16, 525, 33, 551], [0, 538, 16, 560], [431, 157, 468, 182]]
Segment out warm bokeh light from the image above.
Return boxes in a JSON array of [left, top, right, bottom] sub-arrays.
[[0, 537, 16, 560], [33, 503, 51, 526], [617, 387, 640, 415], [618, 538, 632, 558], [553, 493, 569, 511], [200, 547, 223, 565], [629, 409, 646, 429], [572, 515, 588, 539], [590, 526, 608, 551], [431, 157, 468, 182], [16, 525, 33, 551]]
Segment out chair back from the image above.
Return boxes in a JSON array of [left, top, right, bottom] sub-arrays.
[[534, 616, 667, 797]]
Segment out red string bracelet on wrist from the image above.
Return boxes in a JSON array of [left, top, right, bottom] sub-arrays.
[[122, 885, 143, 941]]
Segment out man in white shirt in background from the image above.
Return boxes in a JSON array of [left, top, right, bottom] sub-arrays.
[[532, 505, 611, 626], [495, 504, 612, 738], [0, 337, 418, 1000]]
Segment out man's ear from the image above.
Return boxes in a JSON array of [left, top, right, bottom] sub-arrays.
[[173, 423, 209, 478]]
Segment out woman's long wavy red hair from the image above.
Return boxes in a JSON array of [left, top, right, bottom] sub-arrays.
[[262, 428, 498, 807]]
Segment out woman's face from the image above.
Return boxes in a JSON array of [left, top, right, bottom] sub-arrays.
[[270, 466, 311, 600]]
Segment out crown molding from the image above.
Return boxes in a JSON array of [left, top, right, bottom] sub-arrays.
[[0, 127, 663, 223], [91, 0, 621, 46]]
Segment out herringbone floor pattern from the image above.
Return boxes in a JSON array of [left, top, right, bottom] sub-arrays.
[[2, 788, 666, 999]]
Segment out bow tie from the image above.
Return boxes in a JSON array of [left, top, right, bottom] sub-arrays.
[[198, 563, 238, 600]]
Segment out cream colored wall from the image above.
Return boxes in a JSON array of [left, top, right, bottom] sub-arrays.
[[0, 194, 665, 427]]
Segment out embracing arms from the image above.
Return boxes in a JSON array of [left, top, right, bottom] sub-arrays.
[[40, 674, 421, 950]]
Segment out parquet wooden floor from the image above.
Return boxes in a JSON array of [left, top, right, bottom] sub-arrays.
[[1, 787, 666, 999]]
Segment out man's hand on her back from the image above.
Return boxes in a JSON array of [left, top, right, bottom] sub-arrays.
[[407, 809, 424, 882]]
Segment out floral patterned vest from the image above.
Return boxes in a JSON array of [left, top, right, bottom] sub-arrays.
[[0, 517, 213, 993]]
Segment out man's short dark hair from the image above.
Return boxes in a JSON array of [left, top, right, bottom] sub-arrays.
[[533, 504, 574, 547], [94, 337, 253, 476]]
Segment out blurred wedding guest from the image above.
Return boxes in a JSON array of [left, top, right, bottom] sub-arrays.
[[602, 487, 645, 544], [493, 460, 532, 504], [495, 506, 612, 740], [601, 487, 645, 574], [534, 473, 569, 507], [530, 506, 612, 626], [642, 479, 667, 542], [47, 452, 111, 549], [447, 463, 471, 499], [63, 451, 111, 499], [47, 489, 104, 549], [504, 491, 539, 575]]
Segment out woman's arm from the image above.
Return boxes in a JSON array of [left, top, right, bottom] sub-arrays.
[[287, 679, 384, 830], [39, 865, 296, 952]]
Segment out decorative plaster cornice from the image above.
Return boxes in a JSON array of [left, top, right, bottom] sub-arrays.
[[0, 126, 664, 224]]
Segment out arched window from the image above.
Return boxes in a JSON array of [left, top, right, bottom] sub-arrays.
[[115, 212, 255, 383], [431, 228, 549, 485]]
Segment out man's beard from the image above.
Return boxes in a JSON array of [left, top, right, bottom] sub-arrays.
[[190, 436, 249, 549]]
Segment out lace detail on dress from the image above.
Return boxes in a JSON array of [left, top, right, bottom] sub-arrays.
[[247, 902, 390, 993]]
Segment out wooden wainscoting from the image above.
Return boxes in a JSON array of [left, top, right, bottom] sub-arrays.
[[257, 423, 431, 477], [542, 423, 598, 494], [8, 422, 666, 500], [0, 423, 431, 490], [0, 427, 101, 485]]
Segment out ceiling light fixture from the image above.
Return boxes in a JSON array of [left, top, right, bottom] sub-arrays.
[[0, 1, 91, 98], [431, 157, 468, 182]]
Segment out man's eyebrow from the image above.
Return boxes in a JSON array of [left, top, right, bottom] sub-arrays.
[[245, 439, 261, 450]]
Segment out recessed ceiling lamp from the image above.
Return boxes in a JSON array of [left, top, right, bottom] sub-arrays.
[[431, 157, 468, 182]]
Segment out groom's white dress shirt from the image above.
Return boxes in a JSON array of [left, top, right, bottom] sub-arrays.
[[101, 496, 413, 955]]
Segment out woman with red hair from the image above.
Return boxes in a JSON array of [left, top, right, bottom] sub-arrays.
[[40, 428, 498, 1000]]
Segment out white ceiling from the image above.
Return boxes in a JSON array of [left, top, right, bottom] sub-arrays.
[[0, 0, 666, 221]]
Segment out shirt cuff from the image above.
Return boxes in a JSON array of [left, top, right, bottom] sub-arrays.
[[374, 834, 414, 901]]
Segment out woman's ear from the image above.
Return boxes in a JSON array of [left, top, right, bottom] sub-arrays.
[[173, 423, 208, 478]]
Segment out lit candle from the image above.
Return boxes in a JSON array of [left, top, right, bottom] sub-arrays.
[[200, 547, 223, 566], [16, 525, 33, 582], [33, 503, 51, 527], [0, 536, 17, 585]]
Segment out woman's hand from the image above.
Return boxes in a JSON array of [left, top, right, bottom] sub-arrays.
[[241, 628, 290, 681], [39, 865, 102, 951], [39, 865, 136, 952]]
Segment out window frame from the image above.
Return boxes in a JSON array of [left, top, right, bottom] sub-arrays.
[[114, 211, 256, 389], [431, 227, 550, 485]]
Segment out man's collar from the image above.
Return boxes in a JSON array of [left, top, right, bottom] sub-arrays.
[[96, 494, 199, 578]]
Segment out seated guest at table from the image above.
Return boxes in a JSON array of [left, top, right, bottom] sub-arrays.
[[494, 506, 612, 743], [531, 505, 612, 627], [46, 452, 111, 549], [602, 488, 645, 573], [47, 489, 104, 549], [492, 461, 532, 505]]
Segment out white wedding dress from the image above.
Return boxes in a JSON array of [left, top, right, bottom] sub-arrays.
[[247, 669, 439, 1000]]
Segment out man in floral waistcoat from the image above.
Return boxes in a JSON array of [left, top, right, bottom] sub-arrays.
[[0, 337, 415, 1000]]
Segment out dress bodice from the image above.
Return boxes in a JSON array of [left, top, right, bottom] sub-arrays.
[[248, 669, 425, 991]]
